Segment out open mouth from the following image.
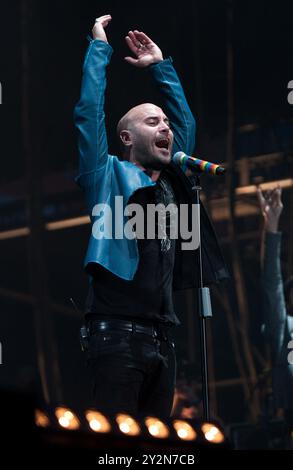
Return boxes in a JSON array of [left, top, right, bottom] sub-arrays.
[[155, 139, 169, 151]]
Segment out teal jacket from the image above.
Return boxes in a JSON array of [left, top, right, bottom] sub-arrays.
[[74, 39, 228, 288]]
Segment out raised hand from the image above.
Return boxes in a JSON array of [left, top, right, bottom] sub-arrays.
[[125, 30, 163, 67], [257, 186, 283, 233], [92, 14, 112, 43]]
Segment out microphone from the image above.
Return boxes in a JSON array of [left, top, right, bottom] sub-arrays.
[[173, 151, 226, 176]]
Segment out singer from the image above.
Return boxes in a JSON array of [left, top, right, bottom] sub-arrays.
[[74, 14, 228, 417]]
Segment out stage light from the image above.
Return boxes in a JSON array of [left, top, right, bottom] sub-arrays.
[[35, 409, 50, 428], [55, 407, 80, 430], [173, 420, 197, 441], [145, 417, 170, 439], [201, 423, 225, 444], [85, 410, 111, 433], [33, 402, 227, 449], [116, 413, 141, 436]]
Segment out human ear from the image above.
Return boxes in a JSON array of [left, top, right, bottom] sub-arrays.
[[120, 130, 132, 147]]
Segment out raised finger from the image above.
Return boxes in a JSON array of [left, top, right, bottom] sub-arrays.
[[133, 30, 152, 44], [270, 188, 281, 208], [128, 30, 141, 48], [125, 36, 138, 54], [276, 186, 282, 204], [95, 14, 112, 22], [256, 186, 265, 205]]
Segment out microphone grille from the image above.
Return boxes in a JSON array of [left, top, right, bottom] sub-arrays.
[[172, 151, 186, 165]]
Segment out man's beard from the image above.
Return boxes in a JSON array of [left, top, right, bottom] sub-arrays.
[[143, 155, 170, 171]]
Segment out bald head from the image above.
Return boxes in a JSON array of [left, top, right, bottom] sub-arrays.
[[117, 103, 163, 140]]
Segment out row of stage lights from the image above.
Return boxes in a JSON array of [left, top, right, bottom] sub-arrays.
[[35, 406, 225, 445]]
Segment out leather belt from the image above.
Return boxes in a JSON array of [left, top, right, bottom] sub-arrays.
[[88, 319, 171, 340]]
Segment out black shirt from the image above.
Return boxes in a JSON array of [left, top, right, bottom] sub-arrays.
[[86, 170, 180, 326]]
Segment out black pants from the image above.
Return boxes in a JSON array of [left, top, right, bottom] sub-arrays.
[[86, 321, 176, 418]]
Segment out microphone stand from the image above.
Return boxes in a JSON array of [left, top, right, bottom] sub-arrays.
[[191, 174, 213, 422]]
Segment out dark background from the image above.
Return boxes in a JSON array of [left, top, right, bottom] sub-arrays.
[[0, 0, 292, 427]]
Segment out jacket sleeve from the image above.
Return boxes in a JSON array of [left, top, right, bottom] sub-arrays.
[[261, 231, 287, 359], [74, 39, 113, 178], [149, 58, 196, 156]]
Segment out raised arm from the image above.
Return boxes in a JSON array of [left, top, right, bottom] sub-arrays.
[[124, 30, 196, 156], [74, 15, 112, 178], [257, 186, 287, 358]]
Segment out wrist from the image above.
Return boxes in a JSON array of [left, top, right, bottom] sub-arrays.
[[265, 223, 279, 233], [93, 36, 108, 43], [148, 58, 164, 67]]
